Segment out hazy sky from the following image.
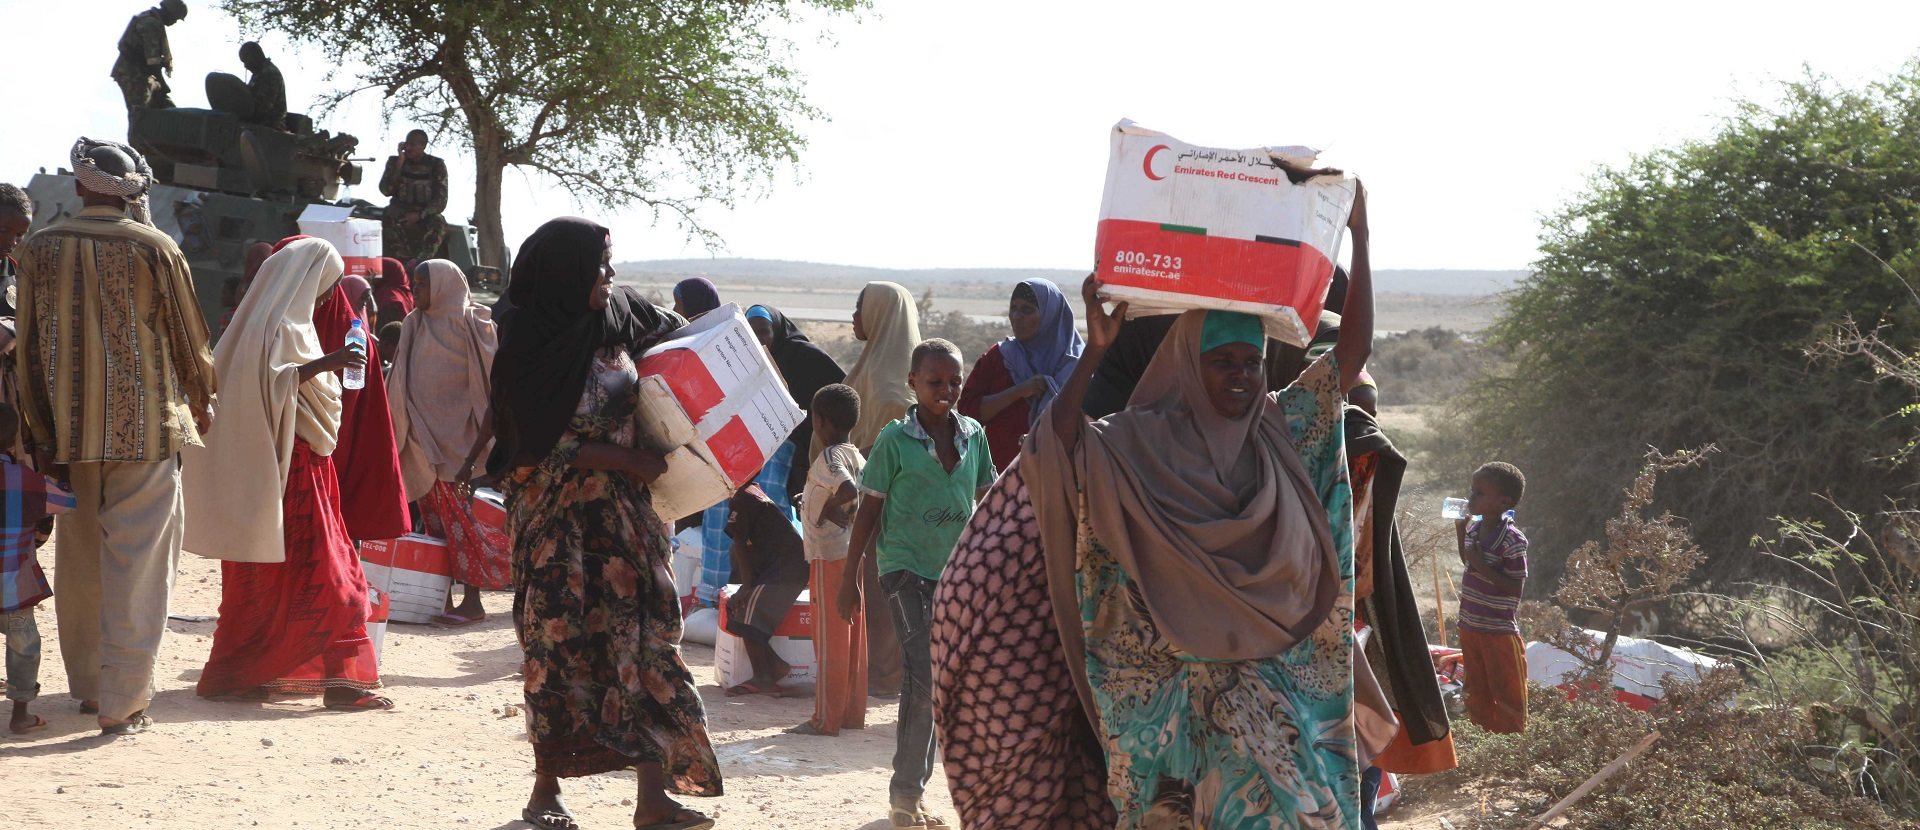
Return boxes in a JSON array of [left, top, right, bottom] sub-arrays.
[[7, 1, 1920, 271]]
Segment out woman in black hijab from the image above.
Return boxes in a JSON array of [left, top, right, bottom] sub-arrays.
[[490, 218, 719, 830], [746, 304, 846, 494]]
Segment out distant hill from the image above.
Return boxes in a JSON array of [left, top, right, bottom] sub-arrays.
[[616, 258, 1524, 297]]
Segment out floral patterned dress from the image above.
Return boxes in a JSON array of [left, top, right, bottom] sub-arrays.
[[502, 344, 722, 792], [1076, 356, 1358, 829]]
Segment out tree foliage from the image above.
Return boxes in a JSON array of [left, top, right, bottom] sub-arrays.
[[1449, 67, 1920, 593], [222, 0, 866, 267]]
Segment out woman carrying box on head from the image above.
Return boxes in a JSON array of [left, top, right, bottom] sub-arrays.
[[935, 186, 1392, 828], [186, 237, 394, 713], [490, 217, 718, 830]]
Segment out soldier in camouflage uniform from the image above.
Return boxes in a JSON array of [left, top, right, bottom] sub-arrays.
[[378, 129, 450, 262], [238, 42, 287, 131], [111, 0, 187, 116]]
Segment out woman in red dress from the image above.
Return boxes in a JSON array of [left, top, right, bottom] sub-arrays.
[[957, 278, 1084, 470], [184, 238, 394, 710]]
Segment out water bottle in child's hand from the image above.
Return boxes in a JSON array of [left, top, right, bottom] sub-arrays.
[[1441, 497, 1469, 521]]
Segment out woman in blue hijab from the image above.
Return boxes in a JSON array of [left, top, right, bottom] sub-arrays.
[[957, 277, 1084, 469]]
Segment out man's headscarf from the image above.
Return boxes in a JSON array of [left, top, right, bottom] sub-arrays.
[[70, 137, 156, 226]]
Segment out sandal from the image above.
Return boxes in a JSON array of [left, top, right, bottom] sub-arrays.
[[324, 692, 396, 711], [99, 711, 152, 736], [79, 700, 99, 715], [9, 714, 48, 734], [723, 682, 783, 697], [635, 809, 713, 830], [888, 806, 922, 828], [430, 611, 485, 628], [521, 806, 578, 830]]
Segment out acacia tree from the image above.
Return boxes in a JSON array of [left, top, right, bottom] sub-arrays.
[[223, 0, 866, 268]]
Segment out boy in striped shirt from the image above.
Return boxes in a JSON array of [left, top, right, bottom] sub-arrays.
[[1455, 462, 1529, 733], [0, 402, 75, 733]]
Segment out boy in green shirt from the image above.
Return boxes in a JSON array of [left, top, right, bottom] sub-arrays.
[[837, 338, 995, 828]]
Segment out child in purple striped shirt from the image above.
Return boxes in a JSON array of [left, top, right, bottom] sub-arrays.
[[1455, 462, 1529, 733], [0, 403, 75, 733]]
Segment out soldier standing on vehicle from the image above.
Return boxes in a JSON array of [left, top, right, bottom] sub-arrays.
[[112, 0, 187, 117], [238, 42, 286, 130], [378, 130, 449, 262]]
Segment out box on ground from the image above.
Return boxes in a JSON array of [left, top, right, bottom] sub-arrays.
[[360, 534, 453, 624], [635, 304, 803, 521], [297, 204, 382, 280], [713, 585, 815, 690], [1093, 119, 1359, 347], [366, 582, 390, 664], [471, 487, 507, 540]]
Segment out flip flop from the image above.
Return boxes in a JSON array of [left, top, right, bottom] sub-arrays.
[[9, 714, 48, 734], [325, 692, 396, 711], [784, 722, 829, 736], [78, 701, 99, 715], [724, 682, 783, 697], [521, 806, 578, 830], [635, 809, 714, 830], [99, 711, 152, 736], [430, 611, 486, 628]]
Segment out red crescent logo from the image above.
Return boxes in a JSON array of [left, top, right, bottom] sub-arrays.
[[1143, 144, 1169, 181]]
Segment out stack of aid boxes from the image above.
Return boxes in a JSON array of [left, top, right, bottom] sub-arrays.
[[631, 303, 804, 522], [713, 585, 815, 690], [359, 534, 453, 624]]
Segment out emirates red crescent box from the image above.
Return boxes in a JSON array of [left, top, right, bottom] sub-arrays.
[[297, 204, 383, 280], [714, 586, 815, 689], [635, 304, 804, 520], [360, 534, 453, 624], [1094, 119, 1359, 347]]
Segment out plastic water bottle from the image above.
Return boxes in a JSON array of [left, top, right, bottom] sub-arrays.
[[343, 319, 368, 390], [1440, 497, 1469, 521]]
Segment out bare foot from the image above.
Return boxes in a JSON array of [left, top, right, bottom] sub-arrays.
[[9, 702, 46, 734]]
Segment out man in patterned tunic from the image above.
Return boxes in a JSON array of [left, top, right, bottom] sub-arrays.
[[14, 138, 216, 736], [378, 129, 450, 262]]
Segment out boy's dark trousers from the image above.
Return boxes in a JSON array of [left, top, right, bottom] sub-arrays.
[[881, 569, 939, 808]]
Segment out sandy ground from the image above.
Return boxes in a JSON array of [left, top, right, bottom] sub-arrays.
[[0, 546, 952, 830]]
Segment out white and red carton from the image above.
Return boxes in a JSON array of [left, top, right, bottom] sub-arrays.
[[297, 203, 382, 280], [359, 534, 453, 624], [1093, 119, 1359, 347], [713, 585, 815, 690], [366, 582, 391, 664], [471, 487, 507, 540], [634, 304, 804, 521]]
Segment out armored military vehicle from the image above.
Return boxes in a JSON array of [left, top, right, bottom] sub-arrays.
[[25, 71, 492, 332]]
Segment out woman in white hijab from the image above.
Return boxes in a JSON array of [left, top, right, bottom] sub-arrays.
[[387, 259, 502, 626], [185, 238, 395, 711]]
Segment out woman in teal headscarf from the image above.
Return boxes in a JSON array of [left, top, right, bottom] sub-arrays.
[[934, 188, 1390, 829]]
